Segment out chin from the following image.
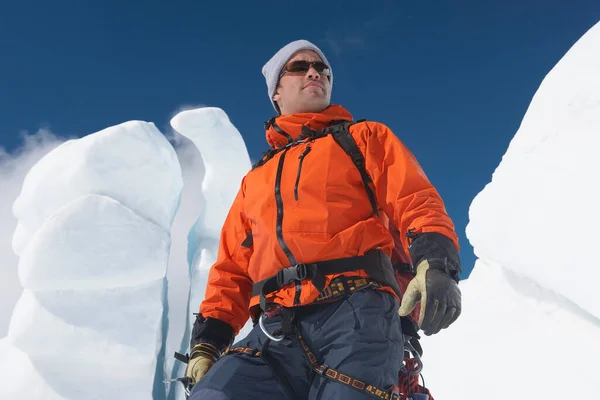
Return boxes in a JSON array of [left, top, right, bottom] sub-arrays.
[[304, 101, 331, 113], [284, 100, 331, 115]]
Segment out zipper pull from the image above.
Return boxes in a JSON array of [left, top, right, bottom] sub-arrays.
[[299, 145, 312, 159], [294, 145, 312, 201], [406, 228, 421, 247]]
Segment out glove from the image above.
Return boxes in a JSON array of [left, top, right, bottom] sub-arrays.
[[186, 314, 235, 385], [185, 343, 220, 385], [398, 258, 462, 336]]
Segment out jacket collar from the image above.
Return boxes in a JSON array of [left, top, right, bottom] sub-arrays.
[[265, 104, 354, 149]]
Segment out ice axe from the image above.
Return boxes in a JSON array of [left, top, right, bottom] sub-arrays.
[[164, 351, 194, 399]]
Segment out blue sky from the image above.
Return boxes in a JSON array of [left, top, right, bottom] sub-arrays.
[[1, 1, 599, 278]]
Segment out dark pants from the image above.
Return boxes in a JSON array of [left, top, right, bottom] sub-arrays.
[[190, 288, 403, 400]]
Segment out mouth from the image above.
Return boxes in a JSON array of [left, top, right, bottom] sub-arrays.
[[304, 82, 323, 89]]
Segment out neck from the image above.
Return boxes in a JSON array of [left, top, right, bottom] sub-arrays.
[[264, 104, 353, 148]]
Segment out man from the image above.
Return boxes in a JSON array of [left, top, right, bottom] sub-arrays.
[[185, 39, 462, 400]]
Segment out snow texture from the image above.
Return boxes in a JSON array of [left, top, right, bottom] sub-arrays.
[[0, 132, 64, 338], [12, 121, 182, 256], [0, 121, 182, 399], [420, 20, 600, 399]]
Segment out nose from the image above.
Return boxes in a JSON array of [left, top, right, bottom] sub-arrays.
[[307, 66, 321, 80]]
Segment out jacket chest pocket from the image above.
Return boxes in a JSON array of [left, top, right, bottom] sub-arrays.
[[293, 144, 312, 201]]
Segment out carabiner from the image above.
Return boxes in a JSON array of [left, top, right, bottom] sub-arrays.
[[259, 313, 285, 342], [404, 340, 424, 376]]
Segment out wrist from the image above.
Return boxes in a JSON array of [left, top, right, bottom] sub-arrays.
[[408, 231, 462, 283], [190, 314, 235, 354], [190, 342, 221, 362], [423, 257, 461, 283]]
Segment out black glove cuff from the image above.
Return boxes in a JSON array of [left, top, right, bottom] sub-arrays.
[[190, 314, 235, 354], [425, 257, 461, 283], [408, 231, 462, 283]]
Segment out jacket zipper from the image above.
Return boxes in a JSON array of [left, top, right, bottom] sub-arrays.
[[274, 149, 303, 304], [294, 145, 312, 201]]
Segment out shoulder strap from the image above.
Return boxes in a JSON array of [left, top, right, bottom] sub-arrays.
[[253, 120, 317, 171], [328, 121, 379, 217], [252, 147, 281, 170]]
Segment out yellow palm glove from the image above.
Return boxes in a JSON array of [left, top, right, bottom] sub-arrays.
[[398, 258, 462, 336], [185, 343, 220, 385]]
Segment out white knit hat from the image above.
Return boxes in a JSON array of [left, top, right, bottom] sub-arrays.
[[262, 39, 333, 113]]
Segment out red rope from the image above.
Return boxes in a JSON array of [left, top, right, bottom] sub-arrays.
[[397, 358, 434, 400]]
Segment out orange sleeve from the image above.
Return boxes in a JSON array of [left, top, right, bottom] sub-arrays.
[[199, 177, 253, 335], [362, 122, 460, 255]]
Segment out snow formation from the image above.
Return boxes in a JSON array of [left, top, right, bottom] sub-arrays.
[[166, 107, 252, 400], [420, 20, 600, 399], [0, 121, 182, 399]]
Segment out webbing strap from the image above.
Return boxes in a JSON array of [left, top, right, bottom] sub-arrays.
[[295, 331, 401, 400], [256, 263, 326, 311], [252, 250, 387, 311], [313, 276, 381, 303], [226, 336, 401, 400], [252, 250, 385, 297], [329, 121, 379, 217]]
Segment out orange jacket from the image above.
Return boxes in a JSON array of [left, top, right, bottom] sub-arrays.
[[199, 104, 459, 334]]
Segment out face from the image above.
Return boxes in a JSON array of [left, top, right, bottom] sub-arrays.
[[273, 50, 332, 115]]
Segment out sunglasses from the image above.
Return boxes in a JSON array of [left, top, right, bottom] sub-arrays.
[[280, 60, 331, 77]]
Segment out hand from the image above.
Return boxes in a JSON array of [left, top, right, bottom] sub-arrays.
[[185, 343, 220, 385], [398, 258, 461, 336]]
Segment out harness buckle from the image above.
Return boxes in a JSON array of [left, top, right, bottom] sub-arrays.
[[276, 263, 310, 287], [295, 263, 309, 280]]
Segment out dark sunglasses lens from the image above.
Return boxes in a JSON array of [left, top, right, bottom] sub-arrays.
[[287, 61, 330, 74], [287, 61, 311, 72], [312, 62, 329, 73]]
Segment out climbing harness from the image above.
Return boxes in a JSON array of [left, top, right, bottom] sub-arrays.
[[231, 292, 434, 400]]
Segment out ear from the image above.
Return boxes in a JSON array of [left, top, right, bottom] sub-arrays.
[[272, 91, 281, 102]]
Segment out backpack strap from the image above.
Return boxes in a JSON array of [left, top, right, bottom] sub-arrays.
[[328, 121, 379, 217], [253, 119, 316, 171]]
